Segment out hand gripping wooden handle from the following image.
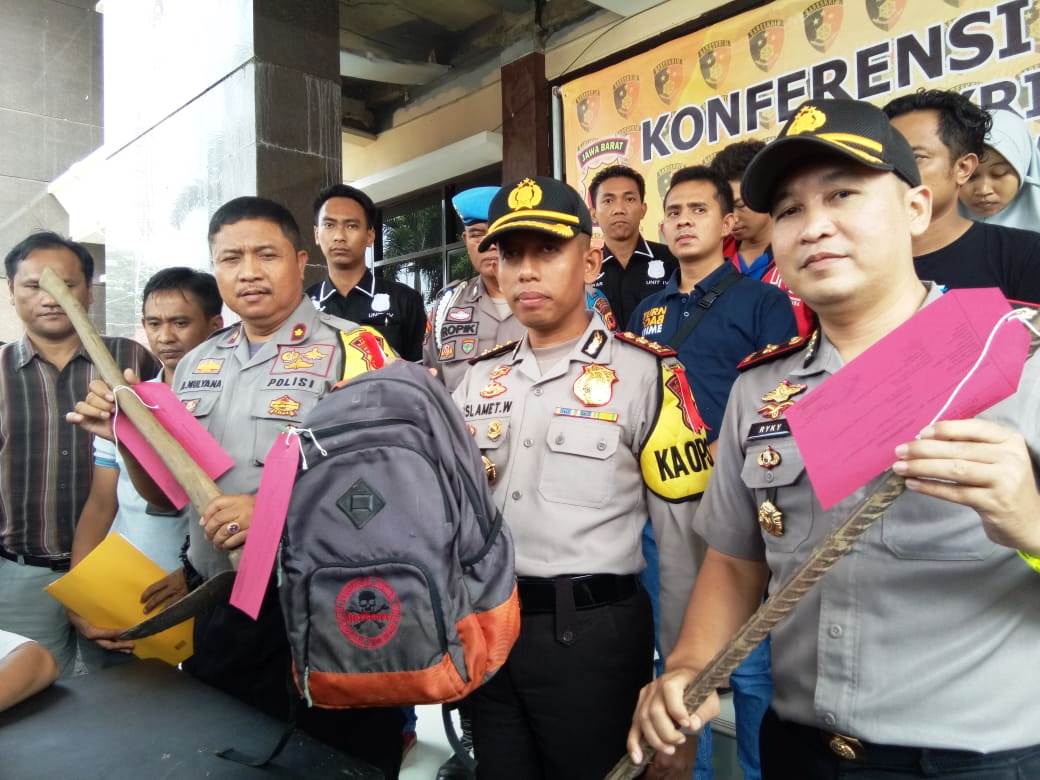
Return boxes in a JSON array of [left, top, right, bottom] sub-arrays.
[[606, 306, 1040, 780], [40, 268, 240, 568]]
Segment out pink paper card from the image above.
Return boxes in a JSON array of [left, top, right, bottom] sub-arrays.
[[112, 382, 234, 509], [786, 288, 1030, 510], [230, 433, 300, 620]]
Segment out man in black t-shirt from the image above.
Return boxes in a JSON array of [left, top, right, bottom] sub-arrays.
[[884, 90, 1040, 303], [588, 165, 677, 327], [306, 184, 427, 360]]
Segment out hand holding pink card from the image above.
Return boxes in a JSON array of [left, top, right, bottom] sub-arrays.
[[786, 289, 1031, 510], [112, 382, 234, 509]]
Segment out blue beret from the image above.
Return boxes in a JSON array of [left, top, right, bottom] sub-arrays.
[[452, 186, 501, 226]]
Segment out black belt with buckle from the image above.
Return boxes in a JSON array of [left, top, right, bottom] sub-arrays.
[[517, 574, 639, 614], [0, 547, 70, 571], [782, 716, 1037, 769]]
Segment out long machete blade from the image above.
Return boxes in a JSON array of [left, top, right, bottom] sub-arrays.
[[116, 570, 235, 640]]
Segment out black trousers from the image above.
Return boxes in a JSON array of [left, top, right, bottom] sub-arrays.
[[760, 708, 1040, 779], [183, 586, 404, 778], [467, 587, 653, 780]]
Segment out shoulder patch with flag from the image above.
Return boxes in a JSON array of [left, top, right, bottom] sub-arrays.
[[339, 326, 398, 382]]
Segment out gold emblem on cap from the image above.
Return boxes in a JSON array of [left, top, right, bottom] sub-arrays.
[[758, 499, 784, 537], [507, 178, 543, 210], [787, 104, 826, 136]]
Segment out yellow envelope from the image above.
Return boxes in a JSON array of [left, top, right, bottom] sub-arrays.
[[45, 533, 193, 665]]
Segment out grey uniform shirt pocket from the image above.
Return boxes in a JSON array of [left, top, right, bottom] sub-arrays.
[[538, 417, 620, 509], [880, 492, 998, 561], [473, 417, 510, 474], [740, 439, 813, 553], [183, 392, 220, 429], [251, 393, 316, 464]]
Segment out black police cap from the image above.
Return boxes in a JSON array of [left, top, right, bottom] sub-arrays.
[[478, 176, 594, 252], [742, 98, 922, 213]]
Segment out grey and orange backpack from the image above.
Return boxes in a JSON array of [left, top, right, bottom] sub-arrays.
[[279, 359, 520, 709]]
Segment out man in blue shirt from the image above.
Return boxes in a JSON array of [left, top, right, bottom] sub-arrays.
[[629, 165, 796, 780]]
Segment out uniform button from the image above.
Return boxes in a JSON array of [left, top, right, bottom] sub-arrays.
[[764, 472, 773, 483], [829, 625, 843, 638], [523, 438, 533, 448], [61, 450, 68, 456], [683, 311, 690, 317], [511, 490, 522, 500], [596, 440, 607, 451], [534, 387, 543, 397], [58, 483, 66, 490], [561, 630, 574, 643], [823, 712, 837, 727], [555, 435, 565, 445], [681, 296, 688, 303]]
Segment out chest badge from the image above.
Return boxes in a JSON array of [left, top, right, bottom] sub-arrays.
[[480, 380, 507, 399], [486, 420, 503, 441], [757, 378, 807, 419], [758, 499, 784, 537], [757, 447, 782, 469], [573, 364, 618, 407], [194, 358, 223, 374], [489, 364, 511, 380], [371, 293, 390, 313], [281, 349, 314, 371], [761, 378, 807, 404], [269, 395, 301, 417], [647, 259, 665, 279]]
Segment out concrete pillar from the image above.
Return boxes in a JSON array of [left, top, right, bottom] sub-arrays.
[[0, 0, 103, 341], [101, 0, 341, 336], [501, 52, 551, 182]]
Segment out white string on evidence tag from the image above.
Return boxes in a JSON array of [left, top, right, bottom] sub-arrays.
[[283, 427, 328, 471], [109, 384, 159, 453], [924, 307, 1040, 432]]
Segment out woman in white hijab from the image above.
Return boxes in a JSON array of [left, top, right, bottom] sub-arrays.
[[959, 108, 1040, 232]]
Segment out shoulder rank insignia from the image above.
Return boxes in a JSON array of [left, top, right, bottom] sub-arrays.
[[469, 340, 520, 364], [613, 331, 677, 358], [580, 330, 608, 359], [737, 332, 815, 372]]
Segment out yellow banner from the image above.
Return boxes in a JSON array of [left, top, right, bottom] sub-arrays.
[[562, 0, 1040, 230]]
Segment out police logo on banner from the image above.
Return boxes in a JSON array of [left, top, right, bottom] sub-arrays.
[[576, 89, 600, 131], [698, 40, 731, 89], [866, 0, 906, 30], [653, 58, 684, 104], [613, 75, 640, 118], [748, 19, 785, 72], [657, 162, 683, 201], [803, 0, 844, 52]]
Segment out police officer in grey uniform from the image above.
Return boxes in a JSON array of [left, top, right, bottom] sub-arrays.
[[454, 177, 713, 780], [626, 100, 1040, 779], [424, 187, 527, 391], [70, 197, 405, 777]]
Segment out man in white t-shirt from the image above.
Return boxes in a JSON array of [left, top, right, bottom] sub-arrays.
[[0, 628, 58, 712], [68, 268, 223, 659]]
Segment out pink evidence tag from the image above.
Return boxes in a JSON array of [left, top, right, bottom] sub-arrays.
[[229, 432, 301, 620], [111, 382, 235, 510], [786, 288, 1030, 510]]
